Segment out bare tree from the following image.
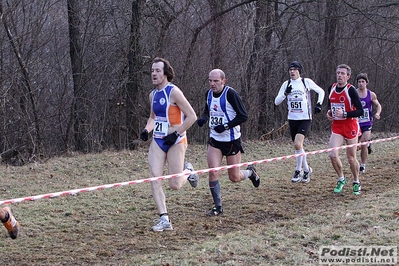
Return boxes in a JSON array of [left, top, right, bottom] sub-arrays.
[[125, 0, 145, 149], [244, 0, 276, 137], [0, 0, 398, 161], [0, 0, 44, 161], [66, 0, 88, 153], [208, 0, 226, 68]]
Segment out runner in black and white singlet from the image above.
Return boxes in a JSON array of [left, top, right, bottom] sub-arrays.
[[275, 61, 325, 183], [196, 69, 260, 216]]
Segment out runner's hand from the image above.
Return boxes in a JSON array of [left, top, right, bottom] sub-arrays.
[[140, 129, 148, 141], [285, 85, 292, 95], [164, 131, 179, 145], [197, 118, 206, 127], [314, 103, 322, 114], [213, 124, 225, 133]]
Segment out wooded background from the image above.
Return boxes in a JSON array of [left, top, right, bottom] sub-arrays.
[[0, 0, 398, 163]]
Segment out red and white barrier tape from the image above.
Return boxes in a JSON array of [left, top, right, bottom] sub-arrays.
[[0, 136, 398, 205]]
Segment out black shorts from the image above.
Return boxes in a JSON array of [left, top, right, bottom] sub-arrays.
[[208, 137, 244, 156], [288, 120, 311, 141]]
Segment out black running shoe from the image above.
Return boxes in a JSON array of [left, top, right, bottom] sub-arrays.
[[247, 165, 260, 187], [360, 165, 365, 173], [301, 167, 312, 183], [206, 206, 223, 216], [368, 144, 372, 154], [291, 170, 302, 183]]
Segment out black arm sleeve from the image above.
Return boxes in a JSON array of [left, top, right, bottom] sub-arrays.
[[327, 85, 332, 110], [347, 86, 364, 118], [226, 88, 248, 128], [200, 91, 209, 120]]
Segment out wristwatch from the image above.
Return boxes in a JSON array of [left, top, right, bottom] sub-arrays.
[[223, 123, 229, 130]]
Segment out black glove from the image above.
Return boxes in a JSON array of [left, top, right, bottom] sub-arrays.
[[140, 129, 148, 141], [213, 124, 225, 133], [197, 118, 206, 127], [314, 103, 322, 114], [164, 131, 179, 146], [285, 85, 292, 95]]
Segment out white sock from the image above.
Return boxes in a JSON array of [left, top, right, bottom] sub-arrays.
[[295, 150, 304, 171], [241, 170, 251, 180]]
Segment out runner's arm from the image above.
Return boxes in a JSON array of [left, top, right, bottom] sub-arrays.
[[347, 86, 364, 118], [226, 89, 248, 128], [307, 79, 325, 104], [199, 91, 210, 120], [275, 81, 289, 105]]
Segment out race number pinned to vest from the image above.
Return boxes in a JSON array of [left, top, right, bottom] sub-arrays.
[[153, 116, 168, 138], [209, 110, 225, 127]]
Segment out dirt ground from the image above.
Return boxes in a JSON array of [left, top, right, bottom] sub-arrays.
[[1, 133, 398, 265]]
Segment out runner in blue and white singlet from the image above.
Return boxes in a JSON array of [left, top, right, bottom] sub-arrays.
[[206, 86, 242, 142], [151, 83, 186, 152], [196, 69, 260, 216], [140, 57, 198, 232]]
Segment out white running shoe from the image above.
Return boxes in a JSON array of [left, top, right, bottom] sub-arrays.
[[301, 167, 312, 183], [359, 165, 366, 173], [152, 217, 173, 232], [185, 162, 199, 188]]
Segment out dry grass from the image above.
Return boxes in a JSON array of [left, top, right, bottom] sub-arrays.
[[0, 132, 398, 265]]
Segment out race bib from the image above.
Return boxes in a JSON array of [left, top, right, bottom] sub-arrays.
[[331, 103, 346, 120], [288, 96, 305, 113], [153, 116, 168, 138], [358, 108, 370, 123], [209, 111, 225, 127]]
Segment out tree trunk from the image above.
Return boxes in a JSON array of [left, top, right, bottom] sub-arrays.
[[125, 0, 144, 150], [245, 0, 275, 137], [319, 0, 339, 89], [209, 0, 226, 68], [66, 0, 88, 153]]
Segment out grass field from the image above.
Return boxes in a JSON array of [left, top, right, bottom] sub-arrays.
[[0, 132, 398, 265]]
